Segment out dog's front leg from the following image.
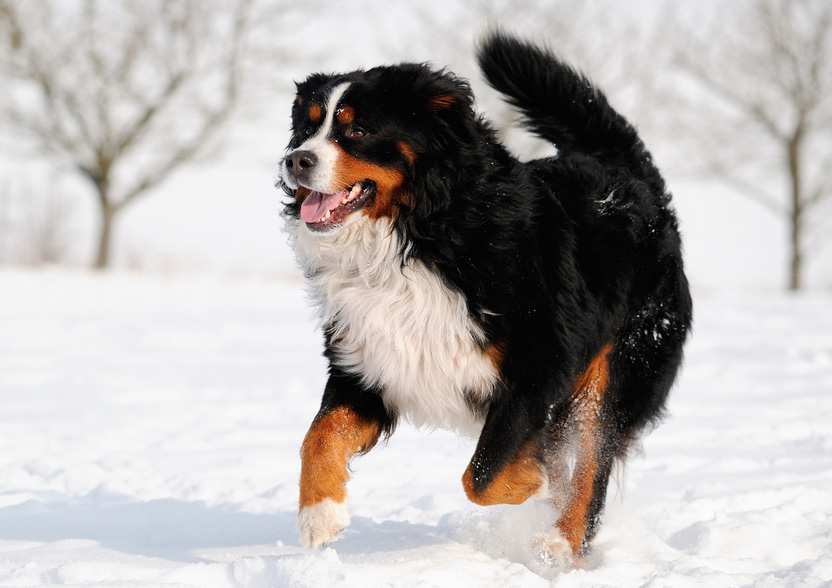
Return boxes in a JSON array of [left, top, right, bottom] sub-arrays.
[[462, 397, 547, 506], [298, 371, 393, 548]]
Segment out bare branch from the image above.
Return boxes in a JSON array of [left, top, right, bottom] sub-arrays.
[[807, 158, 832, 209], [113, 72, 187, 158], [714, 170, 788, 217], [0, 0, 264, 267], [116, 0, 252, 208], [673, 0, 832, 289], [118, 98, 238, 208]]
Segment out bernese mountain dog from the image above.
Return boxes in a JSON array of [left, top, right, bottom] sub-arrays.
[[278, 32, 692, 567]]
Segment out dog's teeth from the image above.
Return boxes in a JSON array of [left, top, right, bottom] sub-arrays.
[[323, 210, 331, 221]]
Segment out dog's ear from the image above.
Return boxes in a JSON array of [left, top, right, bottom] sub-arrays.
[[405, 70, 483, 219], [424, 71, 472, 113], [426, 94, 458, 110], [422, 70, 477, 129]]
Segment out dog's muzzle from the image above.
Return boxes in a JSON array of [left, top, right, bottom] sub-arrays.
[[284, 149, 318, 188]]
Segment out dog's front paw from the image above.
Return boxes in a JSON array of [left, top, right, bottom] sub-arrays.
[[533, 527, 576, 570], [298, 498, 351, 548]]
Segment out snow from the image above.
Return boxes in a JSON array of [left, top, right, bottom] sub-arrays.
[[1, 269, 831, 587]]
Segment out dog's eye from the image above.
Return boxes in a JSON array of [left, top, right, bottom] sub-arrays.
[[347, 128, 367, 139], [303, 127, 313, 136]]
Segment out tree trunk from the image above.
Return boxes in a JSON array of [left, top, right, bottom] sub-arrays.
[[90, 168, 115, 269], [95, 201, 116, 269], [789, 212, 802, 291], [787, 126, 804, 291]]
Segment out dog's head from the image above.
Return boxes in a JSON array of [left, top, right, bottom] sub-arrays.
[[279, 64, 481, 235]]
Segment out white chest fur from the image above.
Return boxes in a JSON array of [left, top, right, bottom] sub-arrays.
[[292, 218, 497, 434]]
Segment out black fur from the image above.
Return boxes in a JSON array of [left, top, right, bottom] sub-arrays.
[[283, 32, 692, 556]]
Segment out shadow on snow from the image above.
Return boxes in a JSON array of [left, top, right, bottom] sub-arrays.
[[0, 490, 451, 563]]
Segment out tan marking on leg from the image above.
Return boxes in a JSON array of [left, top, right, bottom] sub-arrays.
[[556, 448, 598, 554], [463, 440, 545, 506], [556, 343, 613, 554], [299, 406, 382, 511]]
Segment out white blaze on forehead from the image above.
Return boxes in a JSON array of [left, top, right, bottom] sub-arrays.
[[286, 82, 351, 194], [310, 82, 350, 143]]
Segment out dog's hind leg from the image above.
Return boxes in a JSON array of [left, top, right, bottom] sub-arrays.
[[538, 343, 619, 566], [298, 370, 394, 548]]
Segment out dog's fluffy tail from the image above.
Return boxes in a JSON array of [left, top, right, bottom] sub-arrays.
[[477, 32, 665, 194]]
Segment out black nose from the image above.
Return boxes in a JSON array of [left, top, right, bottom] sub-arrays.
[[286, 150, 318, 172]]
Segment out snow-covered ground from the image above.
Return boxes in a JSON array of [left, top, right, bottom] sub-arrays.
[[0, 269, 830, 587]]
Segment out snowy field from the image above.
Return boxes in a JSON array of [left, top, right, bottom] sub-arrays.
[[1, 269, 831, 587]]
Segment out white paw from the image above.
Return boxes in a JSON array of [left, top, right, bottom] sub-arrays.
[[533, 527, 575, 570], [298, 498, 351, 548]]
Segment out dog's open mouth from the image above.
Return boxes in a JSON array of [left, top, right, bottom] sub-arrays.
[[299, 181, 374, 232]]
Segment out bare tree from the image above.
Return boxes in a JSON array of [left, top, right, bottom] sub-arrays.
[[0, 0, 255, 268], [676, 0, 832, 290]]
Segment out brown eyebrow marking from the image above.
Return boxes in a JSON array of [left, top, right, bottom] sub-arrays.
[[337, 106, 355, 125], [309, 103, 322, 123]]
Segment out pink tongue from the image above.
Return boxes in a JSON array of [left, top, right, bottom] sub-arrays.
[[300, 190, 348, 224]]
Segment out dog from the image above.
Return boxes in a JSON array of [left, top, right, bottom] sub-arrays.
[[278, 32, 692, 566]]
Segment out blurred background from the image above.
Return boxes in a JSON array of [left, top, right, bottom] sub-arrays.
[[1, 0, 830, 293]]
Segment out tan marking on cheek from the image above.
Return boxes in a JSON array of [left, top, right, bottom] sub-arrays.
[[309, 103, 322, 123], [462, 440, 544, 506], [333, 150, 408, 220], [556, 342, 613, 554], [337, 106, 355, 125], [299, 407, 382, 510]]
